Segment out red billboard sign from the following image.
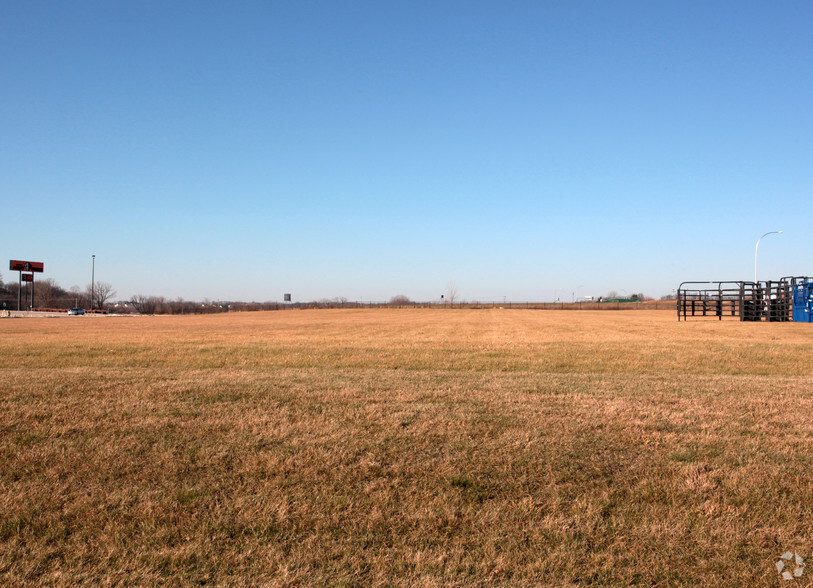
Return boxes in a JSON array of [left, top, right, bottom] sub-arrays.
[[22, 273, 34, 282], [9, 260, 44, 272]]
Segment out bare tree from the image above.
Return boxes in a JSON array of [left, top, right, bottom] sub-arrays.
[[168, 297, 198, 314], [35, 278, 71, 308], [0, 273, 10, 308], [87, 282, 117, 310], [130, 295, 164, 314], [34, 279, 53, 307], [446, 282, 458, 305], [69, 286, 87, 308]]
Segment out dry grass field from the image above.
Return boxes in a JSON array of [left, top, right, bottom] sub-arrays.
[[2, 309, 813, 586]]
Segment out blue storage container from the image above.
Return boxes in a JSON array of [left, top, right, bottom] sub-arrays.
[[793, 282, 813, 322]]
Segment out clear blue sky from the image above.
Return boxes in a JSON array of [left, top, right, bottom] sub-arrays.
[[2, 1, 811, 302]]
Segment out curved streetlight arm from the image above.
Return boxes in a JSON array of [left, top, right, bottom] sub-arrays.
[[755, 231, 782, 284]]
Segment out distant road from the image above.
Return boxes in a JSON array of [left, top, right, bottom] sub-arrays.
[[3, 310, 70, 318], [1, 311, 125, 318]]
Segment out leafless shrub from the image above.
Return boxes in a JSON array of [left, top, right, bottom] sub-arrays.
[[129, 294, 165, 314]]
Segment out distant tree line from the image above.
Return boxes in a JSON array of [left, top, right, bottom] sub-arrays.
[[0, 272, 116, 311], [128, 296, 229, 315], [0, 272, 668, 315]]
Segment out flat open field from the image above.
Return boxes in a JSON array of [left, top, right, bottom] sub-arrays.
[[2, 309, 813, 586]]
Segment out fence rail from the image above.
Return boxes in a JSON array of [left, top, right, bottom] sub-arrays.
[[677, 277, 809, 321]]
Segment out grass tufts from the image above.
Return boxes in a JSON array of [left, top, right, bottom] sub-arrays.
[[1, 309, 812, 584]]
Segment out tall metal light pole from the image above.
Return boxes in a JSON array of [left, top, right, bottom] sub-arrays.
[[755, 231, 782, 284], [91, 255, 96, 311], [573, 285, 585, 303]]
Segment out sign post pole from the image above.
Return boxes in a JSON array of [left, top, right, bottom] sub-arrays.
[[9, 260, 45, 312]]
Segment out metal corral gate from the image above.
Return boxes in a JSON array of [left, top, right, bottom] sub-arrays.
[[677, 277, 810, 321], [793, 279, 813, 322]]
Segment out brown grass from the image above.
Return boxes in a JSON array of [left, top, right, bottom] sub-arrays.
[[1, 309, 813, 586]]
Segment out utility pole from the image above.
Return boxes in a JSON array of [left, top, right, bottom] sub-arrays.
[[91, 255, 96, 311]]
